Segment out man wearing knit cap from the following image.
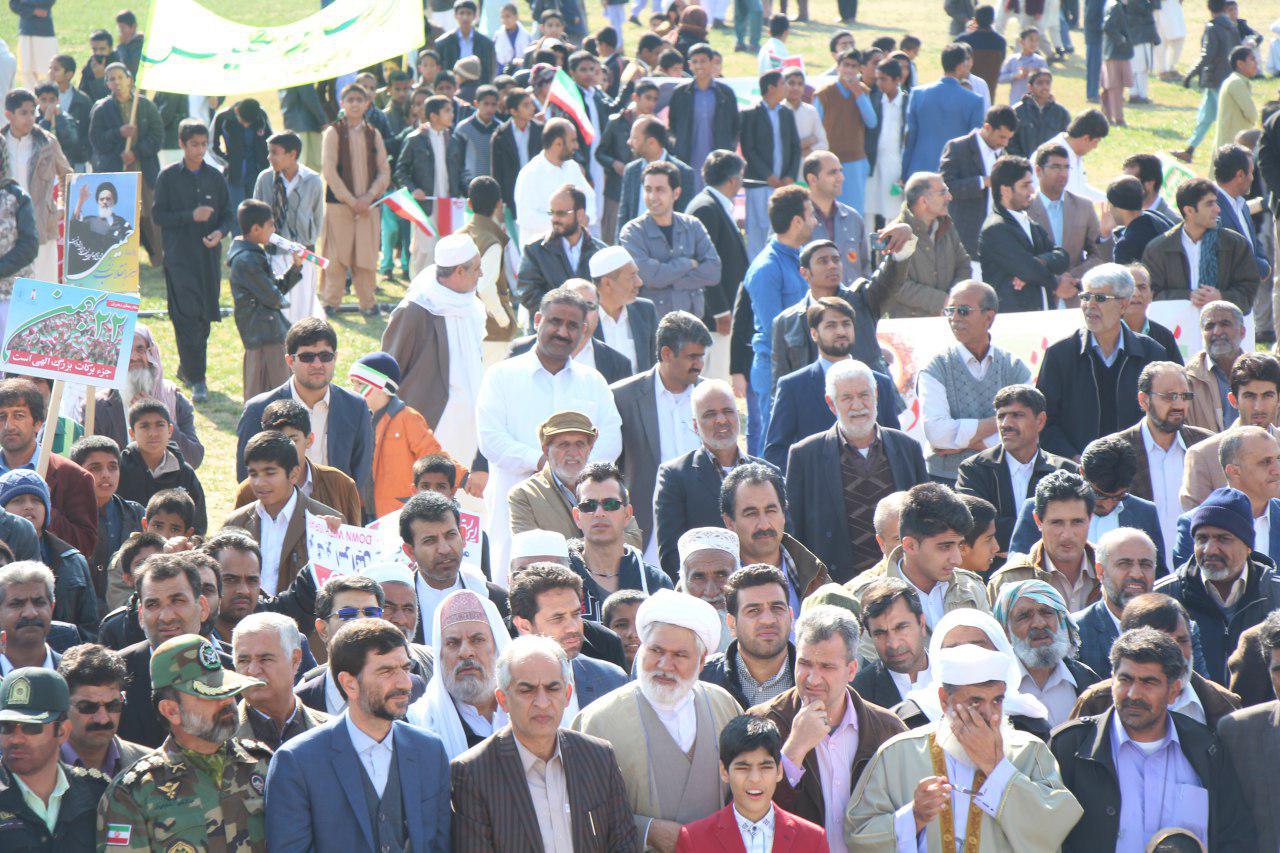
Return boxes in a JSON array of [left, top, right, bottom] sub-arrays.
[[349, 350, 464, 519], [1154, 486, 1280, 684], [679, 527, 740, 654], [381, 232, 487, 469], [845, 642, 1083, 852], [572, 589, 742, 851], [592, 244, 658, 374]]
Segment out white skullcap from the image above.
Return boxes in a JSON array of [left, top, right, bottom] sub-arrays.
[[588, 245, 634, 279], [435, 233, 479, 267], [510, 529, 570, 561], [934, 643, 1013, 687], [362, 561, 416, 588], [636, 588, 722, 654], [677, 527, 740, 569]]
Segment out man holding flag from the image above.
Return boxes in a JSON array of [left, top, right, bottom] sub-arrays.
[[393, 94, 456, 276], [514, 117, 595, 248]]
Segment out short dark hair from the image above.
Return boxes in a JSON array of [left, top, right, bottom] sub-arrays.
[[768, 185, 809, 235], [145, 489, 196, 528], [509, 562, 583, 623], [568, 49, 598, 72], [116, 10, 138, 27], [133, 552, 202, 600], [1123, 152, 1164, 190], [603, 589, 647, 627], [941, 43, 968, 73], [806, 293, 855, 331], [1033, 143, 1069, 170], [721, 463, 786, 517], [178, 119, 208, 144], [1106, 175, 1147, 212], [70, 435, 121, 467], [58, 643, 128, 692], [992, 383, 1046, 416], [768, 12, 789, 36], [989, 156, 1032, 209], [316, 575, 385, 621], [424, 94, 452, 120], [973, 4, 996, 26], [468, 176, 501, 216], [551, 182, 587, 212], [985, 104, 1018, 132], [643, 159, 680, 191], [399, 490, 461, 545], [52, 54, 75, 75], [958, 494, 996, 546], [687, 42, 715, 61], [899, 483, 972, 542], [657, 49, 685, 72], [1033, 470, 1095, 518], [1109, 626, 1187, 682], [504, 87, 530, 113], [1175, 177, 1217, 218], [328, 619, 407, 697], [200, 528, 262, 569], [267, 131, 302, 156], [413, 453, 458, 489], [703, 149, 745, 187], [901, 34, 921, 51], [656, 310, 712, 360], [1120, 592, 1190, 633], [799, 239, 838, 269], [1067, 108, 1109, 140], [237, 198, 273, 235], [128, 397, 171, 428], [573, 461, 629, 504], [539, 284, 590, 318], [1231, 352, 1280, 395], [596, 26, 620, 49], [3, 89, 33, 112], [0, 378, 44, 423], [119, 531, 166, 576], [878, 58, 903, 80], [759, 69, 784, 95], [1230, 44, 1255, 69], [285, 317, 338, 355], [244, 430, 300, 472], [828, 31, 854, 53], [719, 714, 782, 767], [637, 32, 665, 54], [1137, 361, 1189, 396], [261, 398, 311, 434], [90, 29, 114, 46], [723, 564, 788, 617], [1208, 0, 1228, 12], [1212, 143, 1253, 184], [858, 576, 924, 623], [1080, 435, 1139, 494]]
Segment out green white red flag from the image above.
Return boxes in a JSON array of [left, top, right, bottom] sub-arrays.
[[376, 187, 436, 236], [547, 68, 596, 145]]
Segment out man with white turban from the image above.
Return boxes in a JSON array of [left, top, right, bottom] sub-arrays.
[[845, 642, 1084, 852], [407, 589, 513, 760], [678, 527, 740, 654], [571, 589, 742, 852]]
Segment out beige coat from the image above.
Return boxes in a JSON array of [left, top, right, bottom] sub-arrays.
[[885, 205, 971, 318], [318, 120, 390, 270], [507, 466, 643, 549], [1027, 188, 1111, 288], [3, 123, 71, 242], [845, 724, 1083, 852], [1181, 422, 1280, 510], [1184, 349, 1234, 433]]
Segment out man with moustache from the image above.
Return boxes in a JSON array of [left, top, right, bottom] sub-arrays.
[[232, 612, 329, 749], [56, 644, 149, 777], [677, 528, 740, 654], [266, 619, 452, 852], [98, 635, 272, 851], [0, 562, 59, 674], [1184, 301, 1248, 432], [701, 565, 797, 711], [507, 278, 634, 384], [1074, 528, 1160, 677], [852, 578, 933, 709], [361, 562, 435, 680]]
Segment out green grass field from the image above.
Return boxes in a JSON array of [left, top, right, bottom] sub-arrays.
[[4, 0, 1277, 522]]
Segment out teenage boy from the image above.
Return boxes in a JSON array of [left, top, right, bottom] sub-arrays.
[[222, 430, 338, 595], [117, 398, 206, 534], [228, 199, 303, 402], [675, 714, 826, 851], [69, 435, 142, 612]]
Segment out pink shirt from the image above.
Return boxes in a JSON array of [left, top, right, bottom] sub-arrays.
[[781, 691, 860, 853]]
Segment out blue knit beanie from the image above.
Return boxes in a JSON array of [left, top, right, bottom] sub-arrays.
[[0, 469, 51, 522], [349, 351, 401, 395], [1190, 487, 1255, 551]]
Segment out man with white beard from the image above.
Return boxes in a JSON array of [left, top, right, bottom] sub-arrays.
[[677, 527, 739, 654], [407, 589, 511, 761], [572, 589, 742, 853], [992, 580, 1101, 728], [844, 642, 1083, 852]]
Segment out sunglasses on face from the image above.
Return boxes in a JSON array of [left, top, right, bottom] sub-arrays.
[[295, 351, 336, 364], [0, 721, 47, 735], [577, 498, 625, 513], [942, 305, 982, 317], [74, 699, 124, 714], [1079, 292, 1120, 304], [334, 606, 383, 621]]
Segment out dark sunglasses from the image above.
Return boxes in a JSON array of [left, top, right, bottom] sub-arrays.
[[1078, 292, 1120, 304], [334, 605, 383, 621], [577, 498, 625, 513], [295, 351, 336, 364], [942, 305, 983, 317], [74, 699, 124, 714], [0, 721, 47, 735]]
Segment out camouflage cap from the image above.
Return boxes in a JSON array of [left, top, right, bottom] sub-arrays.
[[0, 667, 69, 724], [150, 634, 263, 700]]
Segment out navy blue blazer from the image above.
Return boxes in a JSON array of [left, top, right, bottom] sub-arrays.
[[265, 714, 451, 853], [1216, 188, 1271, 280], [1073, 594, 1212, 678], [572, 654, 628, 708], [1172, 498, 1280, 569], [1008, 494, 1167, 574], [762, 360, 899, 473], [236, 380, 374, 499]]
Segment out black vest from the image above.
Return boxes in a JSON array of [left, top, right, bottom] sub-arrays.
[[358, 744, 409, 853]]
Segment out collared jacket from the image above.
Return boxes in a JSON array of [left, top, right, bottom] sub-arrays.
[[118, 441, 207, 534], [41, 529, 98, 638], [740, 100, 800, 182], [955, 445, 1079, 552], [1142, 223, 1260, 314], [490, 117, 542, 210], [988, 540, 1101, 608], [667, 79, 741, 166], [618, 153, 695, 225], [1008, 94, 1072, 159], [618, 211, 721, 319], [278, 84, 329, 134], [0, 761, 108, 851], [701, 640, 797, 711], [0, 123, 70, 242], [1189, 13, 1242, 90], [978, 205, 1070, 313], [595, 109, 634, 201], [251, 164, 324, 248], [515, 231, 606, 314], [370, 396, 461, 520], [87, 94, 163, 186], [228, 237, 301, 349], [1070, 669, 1240, 727], [885, 204, 970, 318], [811, 197, 870, 283]]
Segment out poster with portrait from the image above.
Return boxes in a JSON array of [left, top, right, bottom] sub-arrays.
[[0, 279, 139, 389], [63, 172, 141, 294]]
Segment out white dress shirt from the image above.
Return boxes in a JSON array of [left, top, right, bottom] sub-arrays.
[[650, 690, 698, 751], [1017, 659, 1078, 728], [900, 559, 950, 629], [1008, 208, 1035, 244], [599, 305, 637, 370], [345, 713, 395, 797], [653, 370, 700, 464], [324, 669, 347, 714], [5, 130, 32, 193], [975, 134, 1001, 218], [735, 804, 775, 853], [919, 342, 1003, 451], [1005, 450, 1037, 503], [513, 152, 596, 245], [1180, 229, 1204, 291], [1168, 675, 1206, 724], [562, 233, 584, 271], [456, 700, 509, 738], [889, 663, 934, 703], [1090, 506, 1122, 544], [290, 379, 330, 466], [415, 571, 464, 645], [1141, 420, 1186, 566], [1047, 131, 1105, 202], [1256, 509, 1271, 555], [255, 488, 298, 595]]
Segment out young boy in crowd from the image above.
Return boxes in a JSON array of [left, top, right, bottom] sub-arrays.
[[349, 352, 465, 519], [142, 488, 198, 542], [117, 398, 206, 534], [97, 529, 168, 649], [229, 198, 303, 402], [0, 468, 99, 636], [70, 434, 142, 613], [232, 399, 362, 525], [676, 715, 826, 851]]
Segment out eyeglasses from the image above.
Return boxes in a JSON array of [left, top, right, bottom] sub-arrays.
[[333, 606, 384, 621], [1149, 391, 1195, 403], [0, 721, 46, 735], [294, 351, 336, 364], [73, 699, 124, 715], [577, 498, 625, 513], [942, 306, 984, 317], [1078, 292, 1121, 304]]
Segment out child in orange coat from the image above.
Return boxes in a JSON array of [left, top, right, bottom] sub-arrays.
[[349, 351, 467, 519]]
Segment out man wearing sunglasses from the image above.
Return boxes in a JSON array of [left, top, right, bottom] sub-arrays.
[[0, 667, 111, 850], [55, 643, 148, 777]]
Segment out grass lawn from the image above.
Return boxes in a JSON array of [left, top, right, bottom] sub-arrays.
[[3, 0, 1274, 522]]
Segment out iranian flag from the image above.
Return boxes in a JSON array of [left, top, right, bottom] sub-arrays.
[[547, 68, 596, 145], [431, 196, 473, 236], [376, 187, 436, 236]]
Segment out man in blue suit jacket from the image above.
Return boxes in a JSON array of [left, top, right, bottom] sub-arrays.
[[763, 358, 898, 473], [1214, 146, 1272, 281], [1008, 493, 1167, 571], [235, 321, 374, 505], [266, 620, 451, 853], [900, 43, 985, 182]]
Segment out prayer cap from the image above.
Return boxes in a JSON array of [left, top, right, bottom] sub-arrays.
[[588, 245, 634, 278], [637, 588, 722, 654], [510, 529, 570, 561], [436, 233, 479, 266]]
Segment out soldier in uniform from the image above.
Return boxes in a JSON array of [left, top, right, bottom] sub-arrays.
[[97, 634, 271, 852], [0, 667, 110, 851]]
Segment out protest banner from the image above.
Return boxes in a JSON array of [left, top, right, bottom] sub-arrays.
[[136, 0, 424, 96], [0, 279, 139, 390], [306, 512, 384, 587], [367, 506, 484, 570], [877, 300, 1251, 442], [63, 173, 141, 294]]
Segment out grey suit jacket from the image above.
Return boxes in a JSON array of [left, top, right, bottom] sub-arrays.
[[811, 198, 870, 283], [618, 154, 695, 226], [618, 212, 721, 319], [1027, 188, 1111, 287], [1217, 701, 1280, 853], [252, 165, 324, 246], [939, 129, 991, 255]]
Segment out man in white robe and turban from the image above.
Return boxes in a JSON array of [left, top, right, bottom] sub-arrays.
[[677, 527, 740, 654]]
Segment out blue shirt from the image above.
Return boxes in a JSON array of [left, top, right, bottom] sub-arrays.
[[457, 29, 475, 59], [0, 447, 37, 474], [814, 84, 878, 163], [1089, 330, 1125, 368], [1111, 713, 1208, 852], [745, 239, 807, 371], [765, 103, 784, 177], [1040, 193, 1065, 246], [1211, 362, 1238, 425], [691, 84, 716, 179]]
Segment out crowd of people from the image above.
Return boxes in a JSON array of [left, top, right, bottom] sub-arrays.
[[1, 0, 1280, 850]]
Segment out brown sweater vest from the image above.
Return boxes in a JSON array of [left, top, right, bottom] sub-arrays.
[[815, 84, 868, 164], [325, 120, 379, 205]]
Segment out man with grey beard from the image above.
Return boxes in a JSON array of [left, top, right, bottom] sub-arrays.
[[994, 579, 1101, 728], [1185, 300, 1247, 432], [1073, 527, 1159, 677]]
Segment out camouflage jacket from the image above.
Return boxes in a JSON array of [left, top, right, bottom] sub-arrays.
[[97, 736, 272, 852], [0, 761, 109, 852]]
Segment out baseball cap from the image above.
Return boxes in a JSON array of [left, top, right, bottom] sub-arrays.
[[150, 634, 263, 700], [0, 667, 69, 724]]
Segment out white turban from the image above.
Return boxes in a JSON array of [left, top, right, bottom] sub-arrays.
[[510, 529, 570, 561], [636, 588, 722, 656], [677, 527, 740, 572]]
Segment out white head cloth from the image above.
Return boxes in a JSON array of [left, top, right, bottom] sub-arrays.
[[435, 233, 480, 266], [588, 244, 633, 278], [677, 527, 741, 573], [510, 529, 570, 561]]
